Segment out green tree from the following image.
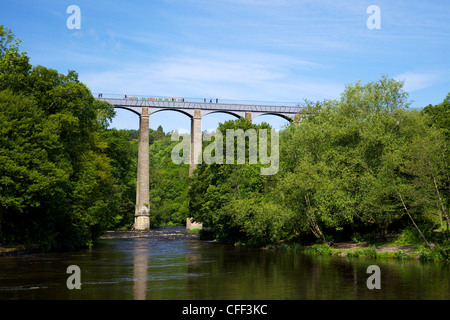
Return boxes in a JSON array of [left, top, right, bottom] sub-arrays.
[[0, 90, 70, 247], [153, 125, 166, 141], [277, 77, 447, 244], [0, 26, 121, 249], [0, 26, 30, 92], [189, 118, 283, 244], [420, 95, 450, 238], [149, 135, 190, 226]]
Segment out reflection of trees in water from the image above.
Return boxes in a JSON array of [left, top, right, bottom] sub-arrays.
[[2, 228, 448, 300], [183, 245, 440, 300], [130, 230, 450, 300]]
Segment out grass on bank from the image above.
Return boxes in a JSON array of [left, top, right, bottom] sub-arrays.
[[280, 241, 449, 262], [274, 224, 450, 262], [186, 228, 202, 234]]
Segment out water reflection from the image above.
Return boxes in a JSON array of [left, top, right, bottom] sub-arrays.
[[133, 238, 148, 300], [0, 227, 449, 300]]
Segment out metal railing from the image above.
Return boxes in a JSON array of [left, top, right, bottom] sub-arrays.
[[93, 93, 302, 107]]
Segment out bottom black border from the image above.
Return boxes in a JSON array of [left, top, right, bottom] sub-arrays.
[[3, 300, 447, 319]]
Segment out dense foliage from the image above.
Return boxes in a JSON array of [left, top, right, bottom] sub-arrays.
[[189, 118, 281, 244], [0, 26, 190, 249], [148, 135, 190, 226], [0, 26, 120, 249], [189, 77, 450, 249]]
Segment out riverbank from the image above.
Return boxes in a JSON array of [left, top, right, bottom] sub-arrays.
[[0, 243, 41, 256], [204, 226, 450, 262], [2, 227, 447, 263], [276, 241, 449, 262]]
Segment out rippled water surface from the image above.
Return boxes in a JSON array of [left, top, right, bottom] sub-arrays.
[[0, 227, 449, 300]]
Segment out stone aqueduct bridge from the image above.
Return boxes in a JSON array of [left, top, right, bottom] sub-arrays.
[[97, 97, 304, 230]]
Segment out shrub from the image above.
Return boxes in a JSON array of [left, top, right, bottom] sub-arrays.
[[419, 244, 450, 262], [304, 243, 332, 255], [346, 250, 361, 258], [362, 247, 378, 259], [394, 250, 409, 260], [419, 247, 435, 262]]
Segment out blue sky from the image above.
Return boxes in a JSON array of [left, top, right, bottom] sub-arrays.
[[2, 0, 449, 132]]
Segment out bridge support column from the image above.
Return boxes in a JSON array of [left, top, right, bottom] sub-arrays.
[[189, 109, 202, 176], [294, 113, 302, 126], [187, 109, 203, 230], [245, 111, 252, 122], [134, 107, 150, 230]]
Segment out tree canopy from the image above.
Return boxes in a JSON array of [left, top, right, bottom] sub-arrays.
[[189, 76, 450, 247], [0, 26, 123, 249]]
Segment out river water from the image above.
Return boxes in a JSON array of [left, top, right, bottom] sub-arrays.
[[0, 227, 448, 300]]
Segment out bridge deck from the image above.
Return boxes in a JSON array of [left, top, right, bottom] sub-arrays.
[[98, 98, 303, 119]]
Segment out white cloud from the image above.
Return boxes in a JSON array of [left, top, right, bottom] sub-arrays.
[[394, 71, 440, 93], [80, 48, 340, 103]]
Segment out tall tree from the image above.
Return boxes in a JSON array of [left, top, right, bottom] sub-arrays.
[[0, 26, 120, 249], [189, 118, 284, 244]]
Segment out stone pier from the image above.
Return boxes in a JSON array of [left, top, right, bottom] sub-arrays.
[[294, 113, 302, 125], [187, 109, 203, 230], [189, 109, 202, 176], [134, 107, 150, 230]]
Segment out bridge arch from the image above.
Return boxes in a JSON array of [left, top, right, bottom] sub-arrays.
[[200, 111, 242, 133], [148, 108, 194, 119], [201, 110, 243, 119], [114, 106, 142, 117], [252, 112, 294, 123]]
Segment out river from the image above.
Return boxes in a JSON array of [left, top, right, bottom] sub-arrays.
[[0, 227, 448, 300]]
